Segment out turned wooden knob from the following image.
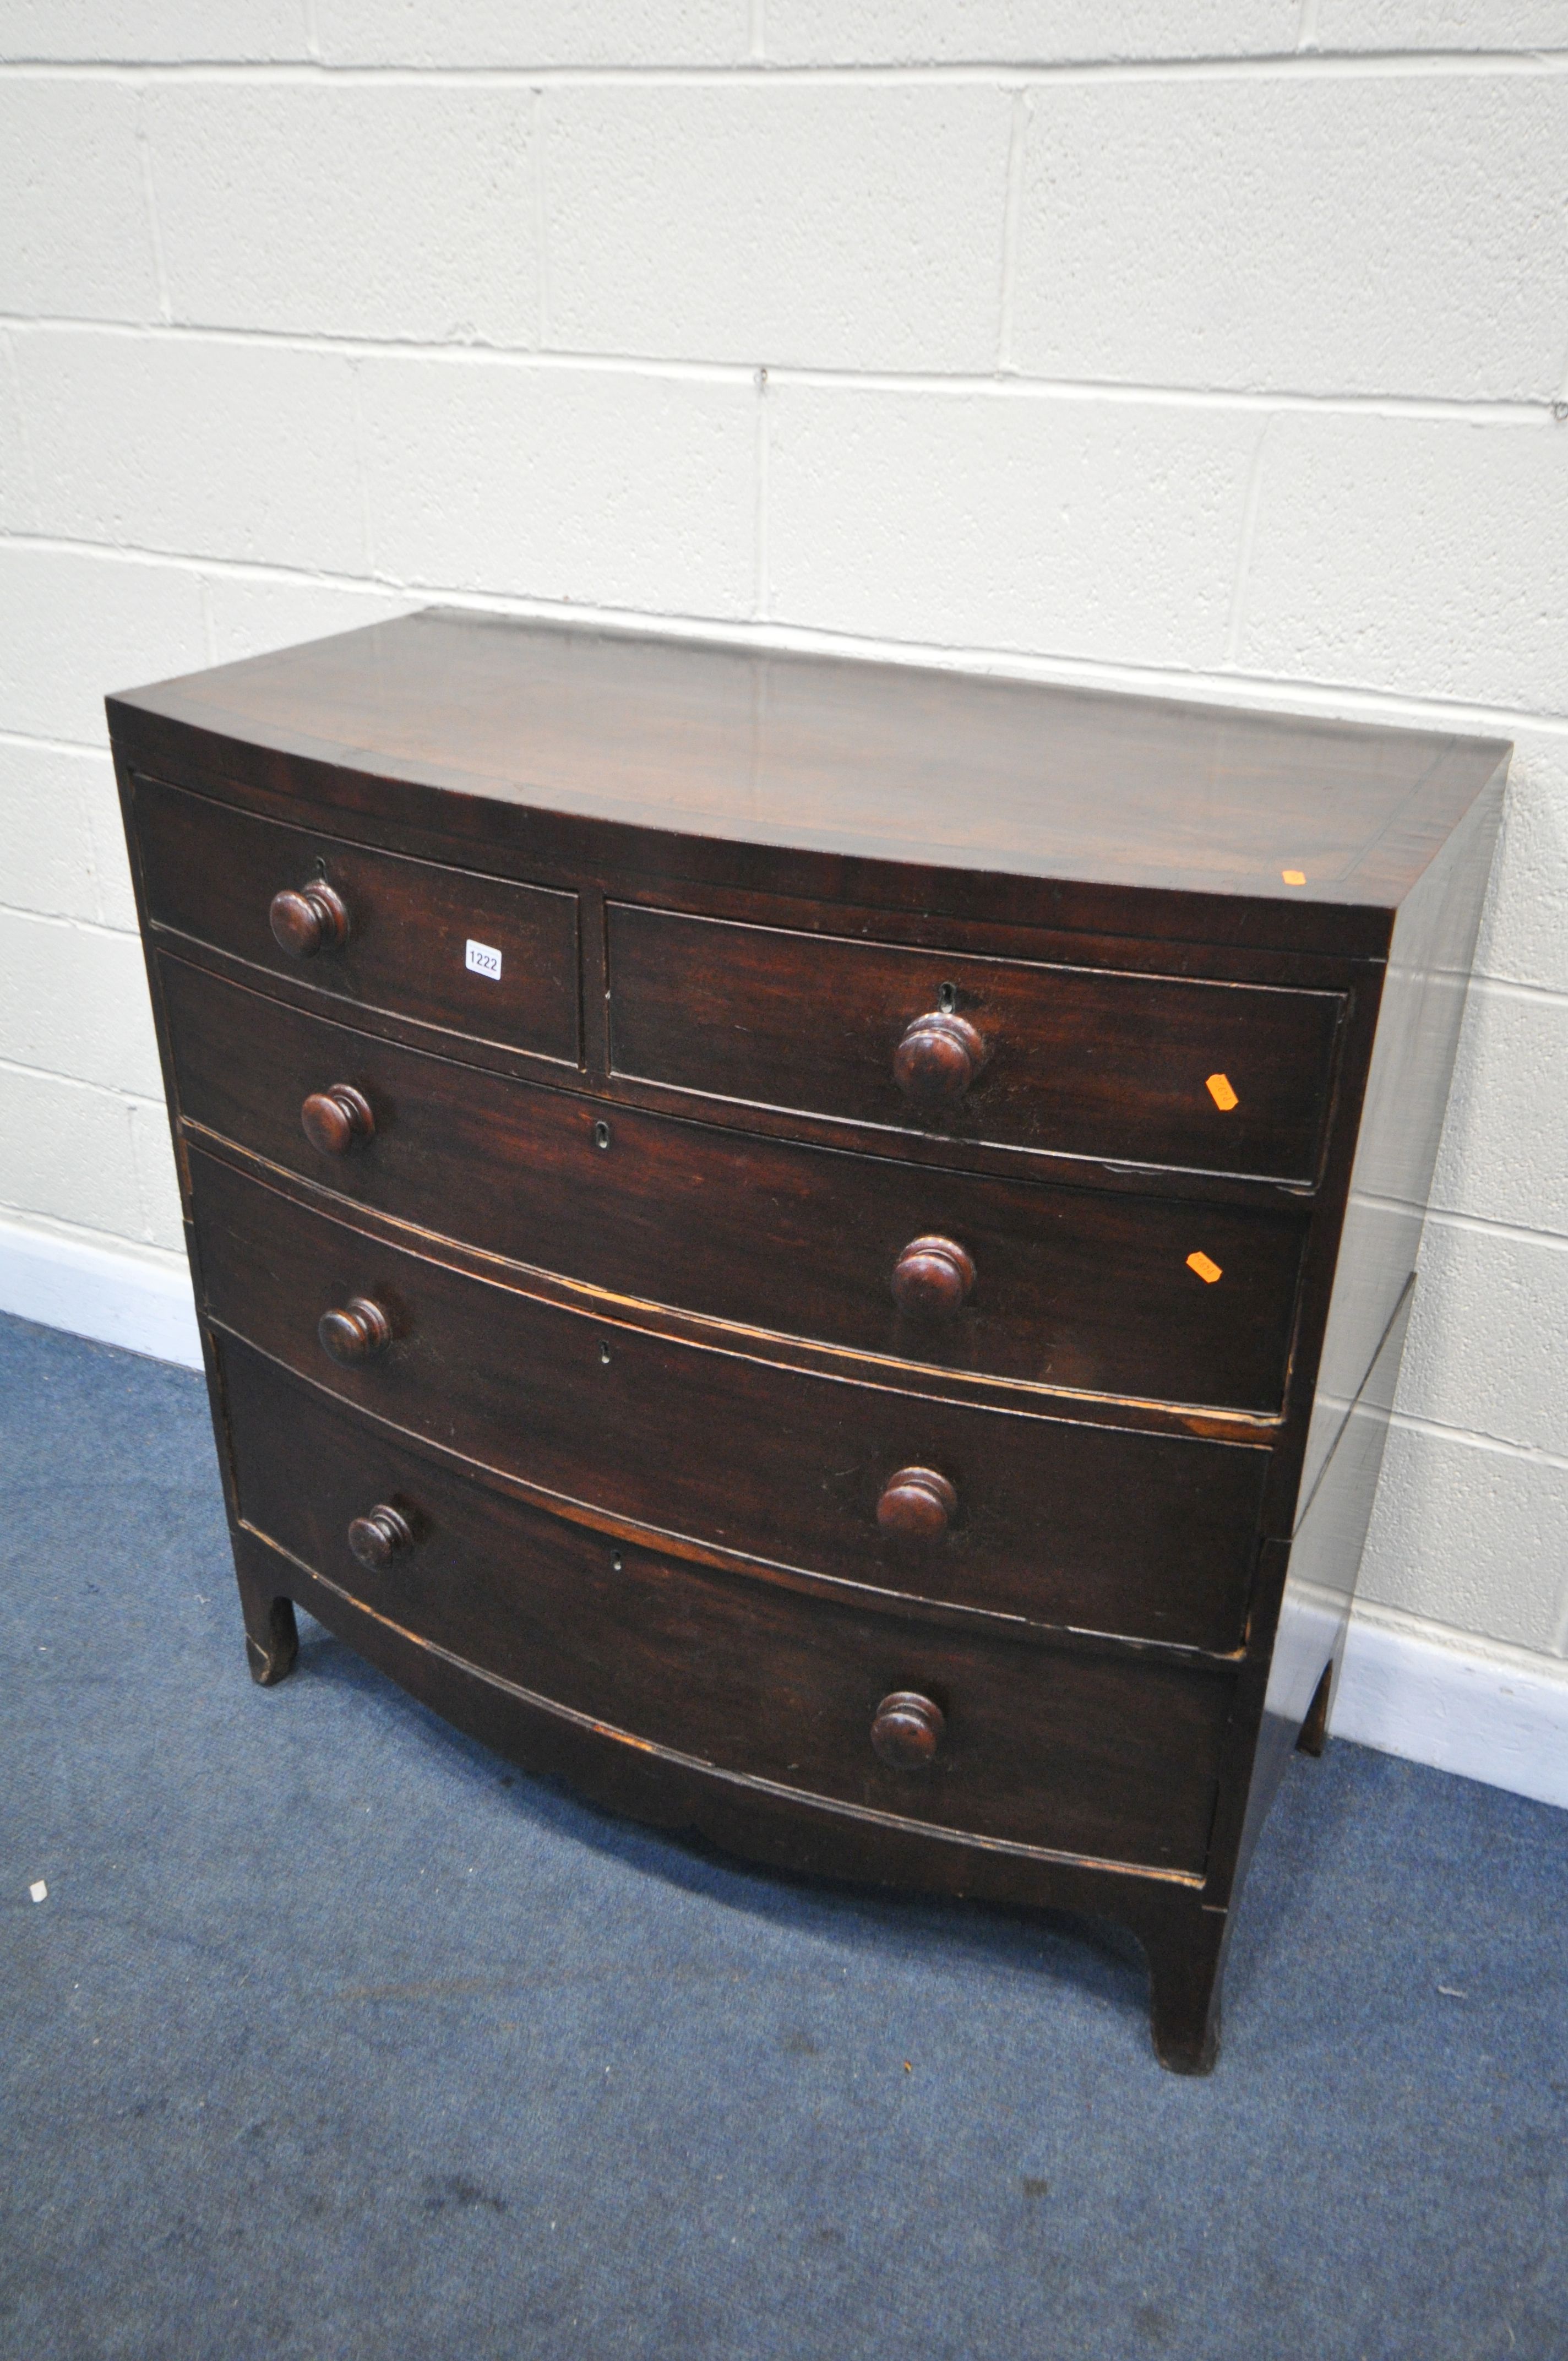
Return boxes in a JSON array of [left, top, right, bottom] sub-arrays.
[[877, 1466, 957, 1541], [270, 880, 349, 957], [317, 1296, 393, 1367], [894, 1011, 984, 1109], [346, 1503, 414, 1571], [890, 1235, 976, 1319], [301, 1084, 374, 1156], [870, 1690, 946, 1770]]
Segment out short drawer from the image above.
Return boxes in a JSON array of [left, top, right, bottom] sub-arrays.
[[192, 1150, 1270, 1653], [131, 773, 579, 1064], [222, 1339, 1235, 1875], [166, 959, 1309, 1414], [608, 903, 1343, 1184]]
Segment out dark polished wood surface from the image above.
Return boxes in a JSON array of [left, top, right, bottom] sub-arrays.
[[133, 770, 580, 1067], [161, 956, 1309, 1413], [222, 1336, 1235, 1875], [108, 606, 1508, 2074], [193, 1147, 1271, 1653], [112, 608, 1504, 914], [608, 901, 1344, 1182]]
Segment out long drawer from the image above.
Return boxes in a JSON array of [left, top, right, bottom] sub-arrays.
[[164, 957, 1309, 1414], [221, 1337, 1235, 1875], [608, 902, 1344, 1183], [190, 1151, 1271, 1653], [131, 773, 580, 1064]]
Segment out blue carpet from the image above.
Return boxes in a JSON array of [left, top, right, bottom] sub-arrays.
[[2, 1309, 1564, 2361]]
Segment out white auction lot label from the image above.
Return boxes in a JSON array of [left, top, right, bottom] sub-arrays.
[[465, 938, 503, 980]]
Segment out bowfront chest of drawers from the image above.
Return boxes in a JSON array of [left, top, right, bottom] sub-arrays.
[[108, 612, 1507, 2071]]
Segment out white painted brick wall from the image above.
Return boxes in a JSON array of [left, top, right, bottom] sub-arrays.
[[203, 574, 408, 667], [0, 910, 164, 1097], [0, 5, 309, 65], [1014, 79, 1568, 399], [0, 545, 209, 741], [767, 385, 1258, 662], [0, 743, 122, 926], [15, 330, 367, 571], [358, 358, 756, 612], [1, 3, 1565, 1701], [1430, 987, 1568, 1236], [0, 83, 160, 319], [761, 4, 1304, 67], [312, 3, 753, 72], [544, 86, 1012, 369], [146, 86, 542, 345], [1238, 414, 1568, 710], [1311, 2, 1568, 48]]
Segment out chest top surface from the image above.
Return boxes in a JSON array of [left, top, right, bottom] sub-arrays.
[[111, 608, 1506, 927]]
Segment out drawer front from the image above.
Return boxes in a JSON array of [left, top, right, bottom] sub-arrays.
[[131, 773, 579, 1063], [166, 959, 1308, 1413], [222, 1339, 1234, 1874], [192, 1152, 1270, 1652], [608, 903, 1343, 1184]]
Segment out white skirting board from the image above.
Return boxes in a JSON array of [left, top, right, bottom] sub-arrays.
[[0, 1211, 203, 1370], [1333, 1612, 1568, 1813], [1, 1211, 1564, 1812]]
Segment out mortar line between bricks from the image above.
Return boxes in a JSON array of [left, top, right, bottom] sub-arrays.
[[196, 573, 217, 667], [0, 1052, 166, 1109], [531, 88, 551, 351], [995, 89, 1027, 374], [753, 368, 769, 621], [2, 551, 1565, 742], [1366, 1199, 1568, 1255], [0, 901, 141, 943], [2, 315, 1560, 421], [1, 329, 42, 526], [1223, 414, 1275, 665], [0, 314, 755, 385], [346, 363, 376, 576], [132, 92, 171, 325], [0, 726, 117, 758], [76, 742, 112, 926], [1, 55, 1566, 85], [1385, 1408, 1568, 1476], [124, 1091, 160, 1250], [1466, 971, 1568, 1009]]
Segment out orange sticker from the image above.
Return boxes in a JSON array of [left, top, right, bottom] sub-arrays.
[[1206, 1073, 1239, 1112], [1186, 1251, 1223, 1285], [1282, 869, 1306, 886]]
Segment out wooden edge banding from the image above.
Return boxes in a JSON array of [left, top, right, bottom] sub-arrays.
[[148, 920, 582, 1074], [213, 1321, 1250, 1673], [184, 1125, 1289, 1438], [106, 712, 1408, 961], [241, 1525, 1208, 1891], [151, 935, 1342, 1216]]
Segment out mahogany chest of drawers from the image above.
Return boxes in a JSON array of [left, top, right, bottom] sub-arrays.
[[108, 612, 1507, 2071]]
